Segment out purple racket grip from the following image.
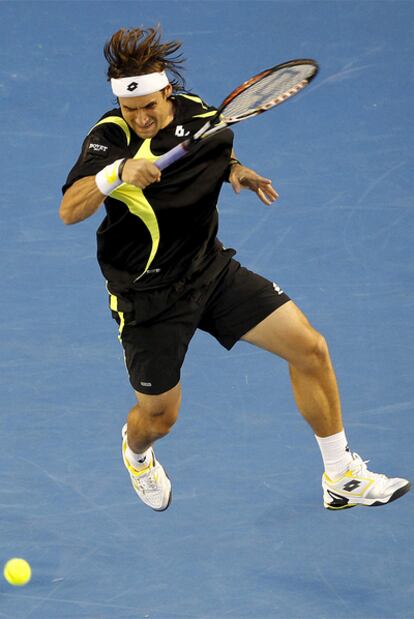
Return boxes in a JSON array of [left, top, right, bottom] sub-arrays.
[[155, 141, 190, 170]]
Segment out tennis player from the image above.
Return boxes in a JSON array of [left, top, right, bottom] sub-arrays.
[[60, 27, 410, 511]]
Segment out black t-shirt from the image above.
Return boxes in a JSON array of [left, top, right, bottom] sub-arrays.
[[63, 93, 235, 289]]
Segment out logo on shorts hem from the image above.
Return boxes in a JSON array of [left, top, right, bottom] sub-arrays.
[[140, 381, 152, 387], [273, 282, 284, 295]]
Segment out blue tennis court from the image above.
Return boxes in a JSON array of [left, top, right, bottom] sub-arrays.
[[0, 1, 413, 617]]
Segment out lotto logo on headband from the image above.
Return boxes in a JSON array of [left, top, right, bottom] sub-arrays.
[[111, 71, 169, 97]]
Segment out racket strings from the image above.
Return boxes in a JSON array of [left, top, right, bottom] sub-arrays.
[[222, 64, 316, 121]]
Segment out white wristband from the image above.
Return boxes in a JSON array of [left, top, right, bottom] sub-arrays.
[[95, 158, 125, 195]]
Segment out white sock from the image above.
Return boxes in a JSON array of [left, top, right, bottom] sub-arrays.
[[315, 430, 353, 480], [125, 444, 152, 471]]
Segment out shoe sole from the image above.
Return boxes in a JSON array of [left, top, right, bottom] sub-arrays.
[[324, 481, 411, 510]]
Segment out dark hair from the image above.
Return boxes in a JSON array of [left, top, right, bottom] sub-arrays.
[[104, 26, 185, 91]]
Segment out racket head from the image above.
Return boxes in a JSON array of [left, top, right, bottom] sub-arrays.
[[218, 59, 319, 123]]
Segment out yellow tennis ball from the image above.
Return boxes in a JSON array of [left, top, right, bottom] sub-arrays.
[[3, 558, 32, 586]]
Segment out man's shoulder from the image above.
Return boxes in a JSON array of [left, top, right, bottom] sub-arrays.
[[87, 108, 132, 146], [63, 109, 132, 189], [174, 92, 216, 119], [96, 107, 123, 121]]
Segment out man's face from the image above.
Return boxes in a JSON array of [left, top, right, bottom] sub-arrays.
[[119, 85, 174, 139]]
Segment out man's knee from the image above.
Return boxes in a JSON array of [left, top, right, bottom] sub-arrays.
[[294, 327, 331, 373], [132, 384, 182, 437], [142, 401, 180, 436]]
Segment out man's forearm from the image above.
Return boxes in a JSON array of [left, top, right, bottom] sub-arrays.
[[59, 176, 105, 225]]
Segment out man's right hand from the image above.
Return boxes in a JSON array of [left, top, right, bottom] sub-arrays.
[[60, 159, 162, 225], [121, 159, 161, 189]]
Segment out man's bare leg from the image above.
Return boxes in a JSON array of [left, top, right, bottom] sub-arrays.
[[242, 301, 411, 508]]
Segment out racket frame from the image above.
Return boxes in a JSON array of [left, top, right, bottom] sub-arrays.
[[155, 59, 318, 170]]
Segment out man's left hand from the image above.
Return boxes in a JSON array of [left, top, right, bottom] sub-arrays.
[[229, 164, 279, 206]]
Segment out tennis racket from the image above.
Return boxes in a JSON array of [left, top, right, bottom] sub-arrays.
[[155, 59, 318, 171]]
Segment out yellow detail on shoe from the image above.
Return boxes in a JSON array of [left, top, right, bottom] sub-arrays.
[[325, 503, 356, 510], [323, 471, 375, 499], [342, 471, 375, 497], [122, 439, 153, 477]]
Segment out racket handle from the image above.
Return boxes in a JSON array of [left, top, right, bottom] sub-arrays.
[[155, 141, 190, 171]]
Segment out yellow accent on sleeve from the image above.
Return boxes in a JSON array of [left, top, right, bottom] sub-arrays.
[[89, 116, 131, 146], [179, 94, 208, 109], [178, 94, 216, 118], [192, 110, 217, 119]]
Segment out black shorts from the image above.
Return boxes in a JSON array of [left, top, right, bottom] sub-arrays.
[[108, 255, 290, 395]]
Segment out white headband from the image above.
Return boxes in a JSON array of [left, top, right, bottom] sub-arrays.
[[111, 71, 169, 97]]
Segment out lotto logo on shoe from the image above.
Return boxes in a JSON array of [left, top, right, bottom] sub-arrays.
[[343, 480, 362, 492], [273, 282, 284, 295], [339, 476, 372, 496]]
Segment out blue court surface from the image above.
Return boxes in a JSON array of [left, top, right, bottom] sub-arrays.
[[0, 1, 413, 617]]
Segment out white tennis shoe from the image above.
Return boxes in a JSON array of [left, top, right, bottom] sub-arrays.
[[121, 425, 172, 511], [323, 452, 411, 509]]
